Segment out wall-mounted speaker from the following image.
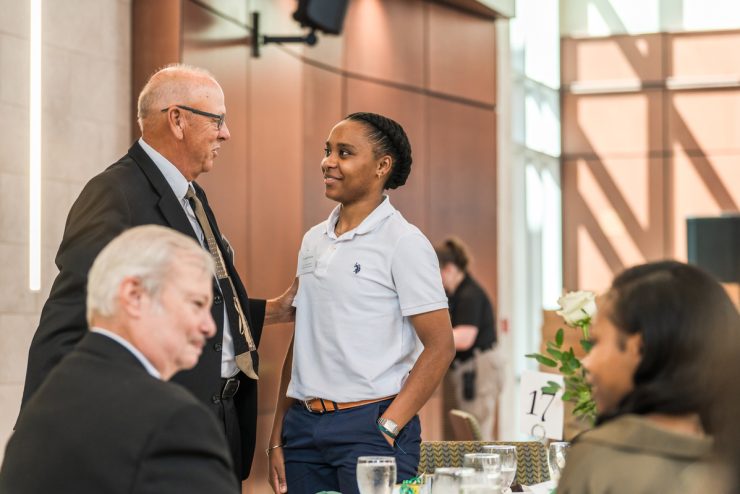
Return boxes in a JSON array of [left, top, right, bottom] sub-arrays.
[[687, 215, 740, 283], [293, 0, 349, 35]]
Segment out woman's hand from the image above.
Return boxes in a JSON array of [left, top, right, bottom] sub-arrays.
[[268, 445, 288, 493]]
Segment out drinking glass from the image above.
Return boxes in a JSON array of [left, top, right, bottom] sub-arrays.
[[432, 467, 477, 494], [481, 445, 517, 493], [356, 456, 396, 494], [547, 442, 570, 483], [462, 453, 503, 493]]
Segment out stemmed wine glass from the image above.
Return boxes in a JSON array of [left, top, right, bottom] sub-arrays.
[[433, 467, 477, 494], [547, 442, 570, 484], [356, 456, 396, 494], [481, 445, 517, 493], [462, 453, 503, 493]]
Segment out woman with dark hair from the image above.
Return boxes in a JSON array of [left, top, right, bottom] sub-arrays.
[[266, 113, 455, 494], [434, 237, 502, 440], [557, 260, 740, 494]]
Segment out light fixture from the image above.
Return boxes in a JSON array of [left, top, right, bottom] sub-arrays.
[[29, 0, 41, 291]]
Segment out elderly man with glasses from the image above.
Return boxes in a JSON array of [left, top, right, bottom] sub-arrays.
[[20, 63, 297, 484]]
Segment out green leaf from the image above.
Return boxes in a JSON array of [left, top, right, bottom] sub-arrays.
[[526, 354, 557, 367], [580, 339, 593, 352], [542, 381, 562, 394], [545, 347, 563, 359], [555, 328, 564, 347], [559, 363, 574, 375]]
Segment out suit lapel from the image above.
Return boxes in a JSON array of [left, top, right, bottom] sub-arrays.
[[127, 142, 200, 242]]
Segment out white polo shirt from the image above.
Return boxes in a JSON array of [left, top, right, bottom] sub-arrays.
[[287, 196, 448, 402]]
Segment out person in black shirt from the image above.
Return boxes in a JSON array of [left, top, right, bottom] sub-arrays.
[[435, 237, 503, 440]]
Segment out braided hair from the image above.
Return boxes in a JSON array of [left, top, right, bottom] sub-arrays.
[[345, 112, 412, 189]]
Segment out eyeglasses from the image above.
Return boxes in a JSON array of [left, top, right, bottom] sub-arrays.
[[161, 104, 225, 130]]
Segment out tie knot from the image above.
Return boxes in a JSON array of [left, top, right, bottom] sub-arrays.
[[185, 186, 196, 201]]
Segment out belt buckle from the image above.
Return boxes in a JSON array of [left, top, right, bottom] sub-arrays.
[[304, 398, 324, 414], [221, 377, 240, 399]]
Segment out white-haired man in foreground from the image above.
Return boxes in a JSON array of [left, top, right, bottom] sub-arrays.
[[0, 225, 239, 494]]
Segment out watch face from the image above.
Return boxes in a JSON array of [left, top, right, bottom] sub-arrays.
[[379, 418, 399, 434]]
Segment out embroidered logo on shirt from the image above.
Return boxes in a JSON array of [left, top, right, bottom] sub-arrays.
[[353, 262, 361, 274]]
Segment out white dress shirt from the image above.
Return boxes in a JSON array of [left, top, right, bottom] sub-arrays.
[[138, 138, 238, 377], [91, 327, 161, 379]]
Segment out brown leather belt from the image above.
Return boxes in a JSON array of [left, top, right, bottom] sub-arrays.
[[301, 395, 396, 414]]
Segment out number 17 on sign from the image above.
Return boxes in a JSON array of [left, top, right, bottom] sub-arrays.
[[519, 370, 565, 440]]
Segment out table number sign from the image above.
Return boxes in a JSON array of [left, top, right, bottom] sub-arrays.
[[519, 370, 564, 440]]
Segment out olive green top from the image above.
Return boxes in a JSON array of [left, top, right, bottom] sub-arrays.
[[557, 414, 713, 494]]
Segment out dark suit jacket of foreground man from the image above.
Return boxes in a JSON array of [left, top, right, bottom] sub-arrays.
[[1, 332, 238, 493], [21, 141, 266, 479]]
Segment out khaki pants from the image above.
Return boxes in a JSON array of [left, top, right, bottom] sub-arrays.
[[448, 346, 505, 441]]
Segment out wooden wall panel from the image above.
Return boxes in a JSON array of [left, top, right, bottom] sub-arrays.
[[428, 100, 497, 300], [346, 78, 429, 230], [182, 1, 251, 277], [427, 2, 496, 104], [301, 65, 344, 231], [342, 0, 425, 86], [562, 158, 664, 292], [247, 0, 304, 300], [297, 6, 346, 231], [562, 91, 663, 157], [131, 0, 182, 139], [561, 34, 663, 85]]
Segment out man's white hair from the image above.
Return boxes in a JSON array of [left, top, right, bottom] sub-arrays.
[[137, 63, 217, 131], [86, 225, 214, 325]]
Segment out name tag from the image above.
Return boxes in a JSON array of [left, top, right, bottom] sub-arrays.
[[298, 252, 316, 276]]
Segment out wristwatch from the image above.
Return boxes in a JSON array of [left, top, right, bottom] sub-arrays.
[[377, 417, 400, 437]]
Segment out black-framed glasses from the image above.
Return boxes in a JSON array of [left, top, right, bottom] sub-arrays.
[[161, 104, 225, 130]]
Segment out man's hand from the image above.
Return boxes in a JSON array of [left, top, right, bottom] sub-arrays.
[[265, 277, 299, 325], [268, 445, 288, 493]]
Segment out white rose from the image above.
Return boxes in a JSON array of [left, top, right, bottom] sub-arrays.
[[556, 291, 597, 326]]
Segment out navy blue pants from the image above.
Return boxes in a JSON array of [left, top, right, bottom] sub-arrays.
[[282, 399, 421, 494]]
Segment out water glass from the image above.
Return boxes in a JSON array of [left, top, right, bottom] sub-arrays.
[[481, 445, 517, 492], [462, 453, 503, 492], [356, 456, 396, 494], [547, 442, 570, 483], [432, 467, 476, 494]]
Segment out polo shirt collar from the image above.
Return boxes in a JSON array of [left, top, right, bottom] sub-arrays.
[[325, 195, 396, 240], [138, 137, 192, 201]]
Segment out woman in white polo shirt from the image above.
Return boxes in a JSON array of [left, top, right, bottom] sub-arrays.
[[267, 112, 455, 494]]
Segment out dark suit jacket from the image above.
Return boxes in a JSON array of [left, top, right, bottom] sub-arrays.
[[21, 141, 266, 479], [1, 332, 239, 493]]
